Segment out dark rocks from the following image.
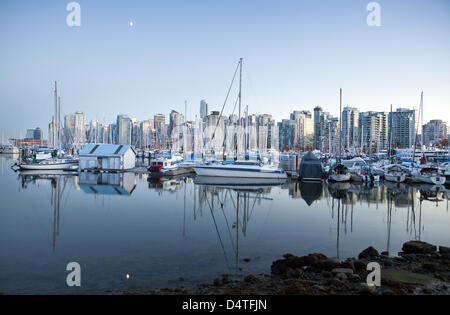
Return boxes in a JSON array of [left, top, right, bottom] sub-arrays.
[[213, 278, 221, 286], [335, 273, 347, 281], [271, 253, 328, 275], [402, 241, 437, 254], [331, 268, 354, 275], [280, 282, 320, 295], [358, 246, 379, 259], [353, 260, 368, 272], [422, 262, 439, 272], [244, 275, 258, 283], [439, 246, 450, 254], [271, 259, 289, 275], [316, 258, 341, 271]]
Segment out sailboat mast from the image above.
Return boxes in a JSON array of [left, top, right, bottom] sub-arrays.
[[54, 81, 58, 149], [339, 88, 342, 162], [388, 104, 393, 161], [238, 58, 243, 123]]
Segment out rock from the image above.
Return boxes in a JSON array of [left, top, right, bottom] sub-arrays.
[[244, 275, 258, 283], [336, 273, 347, 281], [331, 268, 354, 275], [213, 278, 221, 286], [221, 274, 231, 284], [280, 282, 320, 295], [316, 258, 341, 271], [271, 259, 288, 275], [402, 241, 437, 254], [439, 246, 450, 254], [422, 262, 439, 272], [358, 246, 379, 259], [353, 260, 368, 272], [381, 269, 436, 286], [358, 283, 376, 295], [321, 271, 333, 278], [284, 268, 304, 279], [243, 258, 251, 263], [339, 261, 356, 272]]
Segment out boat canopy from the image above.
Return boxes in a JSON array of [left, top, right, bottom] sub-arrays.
[[298, 151, 323, 180]]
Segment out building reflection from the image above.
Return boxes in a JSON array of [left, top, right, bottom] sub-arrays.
[[79, 172, 137, 196]]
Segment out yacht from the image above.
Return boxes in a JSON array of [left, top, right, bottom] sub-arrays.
[[412, 166, 446, 185], [0, 145, 19, 154], [328, 163, 351, 182], [148, 156, 183, 176], [193, 160, 287, 179], [384, 165, 406, 183]]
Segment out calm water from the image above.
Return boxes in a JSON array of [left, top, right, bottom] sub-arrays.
[[0, 155, 449, 294]]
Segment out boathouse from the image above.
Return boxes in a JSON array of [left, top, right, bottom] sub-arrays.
[[79, 144, 136, 171]]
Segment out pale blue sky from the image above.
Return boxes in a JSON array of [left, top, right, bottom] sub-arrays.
[[0, 0, 449, 139]]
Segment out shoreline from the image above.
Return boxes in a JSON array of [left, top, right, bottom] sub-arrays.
[[124, 241, 450, 295]]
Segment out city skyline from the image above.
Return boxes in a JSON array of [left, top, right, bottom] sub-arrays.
[[1, 0, 450, 138]]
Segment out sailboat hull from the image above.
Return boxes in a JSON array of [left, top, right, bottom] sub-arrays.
[[19, 162, 78, 170], [193, 165, 287, 179]]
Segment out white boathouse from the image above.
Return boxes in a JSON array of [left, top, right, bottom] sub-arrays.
[[79, 144, 136, 171]]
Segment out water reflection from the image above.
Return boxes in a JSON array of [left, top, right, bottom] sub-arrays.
[[2, 155, 449, 294], [79, 172, 136, 196]]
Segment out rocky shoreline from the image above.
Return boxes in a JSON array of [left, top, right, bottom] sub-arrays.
[[125, 241, 450, 295]]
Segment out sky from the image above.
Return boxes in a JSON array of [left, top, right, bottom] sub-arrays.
[[0, 0, 449, 139]]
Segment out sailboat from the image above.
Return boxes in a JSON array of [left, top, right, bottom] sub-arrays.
[[193, 58, 287, 180], [410, 92, 445, 185], [328, 89, 351, 182], [19, 82, 78, 171]]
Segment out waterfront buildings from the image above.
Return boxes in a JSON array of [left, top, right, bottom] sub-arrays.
[[423, 120, 448, 146], [36, 100, 445, 153], [388, 108, 418, 149]]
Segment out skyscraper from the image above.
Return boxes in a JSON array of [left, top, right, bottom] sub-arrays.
[[389, 108, 417, 149], [200, 99, 208, 119], [116, 114, 132, 144], [423, 120, 447, 145], [341, 107, 359, 150]]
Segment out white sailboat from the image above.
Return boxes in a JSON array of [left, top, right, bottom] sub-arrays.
[[19, 82, 79, 171], [328, 89, 351, 182], [384, 165, 406, 183], [193, 58, 287, 180]]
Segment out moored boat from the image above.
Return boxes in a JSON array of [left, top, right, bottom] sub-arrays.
[[193, 160, 287, 179]]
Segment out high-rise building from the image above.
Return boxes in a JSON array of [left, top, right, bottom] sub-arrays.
[[341, 107, 359, 150], [290, 110, 313, 151], [154, 114, 166, 149], [313, 106, 323, 149], [116, 114, 131, 144], [169, 110, 185, 136], [200, 100, 208, 119], [359, 111, 388, 152], [423, 120, 447, 146], [389, 108, 417, 149], [74, 111, 86, 144]]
